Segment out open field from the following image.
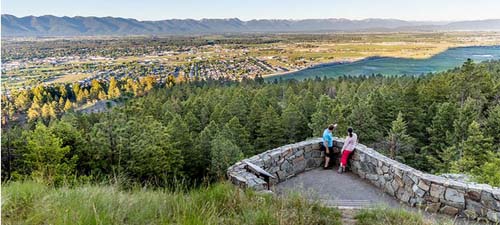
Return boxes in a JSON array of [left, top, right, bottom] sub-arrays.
[[45, 73, 93, 84], [2, 32, 500, 89]]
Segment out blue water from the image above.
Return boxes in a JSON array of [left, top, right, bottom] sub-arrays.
[[267, 46, 500, 80]]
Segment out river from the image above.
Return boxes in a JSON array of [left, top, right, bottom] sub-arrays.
[[266, 46, 500, 80]]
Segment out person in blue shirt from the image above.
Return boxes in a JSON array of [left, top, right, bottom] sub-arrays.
[[321, 123, 337, 169]]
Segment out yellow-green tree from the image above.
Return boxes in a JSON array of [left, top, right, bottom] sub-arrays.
[[23, 123, 73, 185], [27, 101, 41, 122], [63, 99, 73, 111], [107, 77, 121, 98], [41, 102, 57, 121]]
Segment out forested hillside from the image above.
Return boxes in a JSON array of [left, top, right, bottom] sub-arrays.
[[2, 59, 500, 187]]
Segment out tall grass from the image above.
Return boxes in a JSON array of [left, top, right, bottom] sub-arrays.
[[2, 181, 341, 225], [354, 207, 453, 225]]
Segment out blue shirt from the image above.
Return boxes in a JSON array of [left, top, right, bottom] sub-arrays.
[[322, 129, 333, 147]]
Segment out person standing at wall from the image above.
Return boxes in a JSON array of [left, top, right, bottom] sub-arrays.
[[338, 127, 357, 173], [321, 124, 337, 169]]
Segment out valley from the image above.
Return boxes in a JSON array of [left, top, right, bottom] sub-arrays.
[[3, 32, 500, 90], [2, 2, 500, 224]]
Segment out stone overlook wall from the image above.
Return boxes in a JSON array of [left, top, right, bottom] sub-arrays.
[[227, 137, 500, 223]]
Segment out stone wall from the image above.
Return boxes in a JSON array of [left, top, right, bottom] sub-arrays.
[[227, 137, 500, 223], [227, 139, 324, 189]]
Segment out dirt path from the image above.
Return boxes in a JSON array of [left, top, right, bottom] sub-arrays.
[[339, 209, 358, 225]]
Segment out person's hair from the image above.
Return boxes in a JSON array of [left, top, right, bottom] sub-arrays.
[[328, 124, 335, 130], [347, 127, 353, 137]]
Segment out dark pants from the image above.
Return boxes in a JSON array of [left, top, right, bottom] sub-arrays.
[[320, 145, 335, 158]]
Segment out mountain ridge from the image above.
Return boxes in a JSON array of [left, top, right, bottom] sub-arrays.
[[2, 14, 500, 36]]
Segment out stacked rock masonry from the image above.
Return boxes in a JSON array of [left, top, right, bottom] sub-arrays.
[[227, 137, 500, 223]]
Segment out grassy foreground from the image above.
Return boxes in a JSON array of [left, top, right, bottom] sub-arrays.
[[1, 181, 341, 225], [2, 181, 455, 225], [354, 207, 452, 225]]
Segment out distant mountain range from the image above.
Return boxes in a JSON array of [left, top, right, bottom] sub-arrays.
[[2, 14, 500, 37]]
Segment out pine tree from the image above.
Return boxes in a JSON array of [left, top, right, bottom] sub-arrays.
[[1, 126, 22, 179], [283, 86, 297, 106], [452, 98, 482, 157], [184, 111, 202, 133], [401, 81, 426, 144], [124, 78, 135, 95], [248, 91, 268, 140], [331, 103, 348, 137], [454, 59, 475, 106], [31, 85, 46, 103], [210, 135, 243, 178], [282, 103, 307, 143], [453, 59, 494, 106], [167, 115, 193, 153], [144, 76, 156, 92], [453, 121, 494, 173], [347, 99, 381, 143], [485, 105, 500, 148], [124, 117, 182, 183], [27, 101, 41, 122], [90, 80, 103, 99], [255, 106, 284, 152], [23, 122, 73, 184], [58, 84, 68, 99], [222, 117, 252, 156], [107, 77, 121, 99], [309, 95, 334, 136], [41, 102, 57, 121], [49, 120, 85, 173], [58, 97, 65, 109], [76, 88, 85, 103], [199, 105, 211, 128], [210, 103, 231, 125], [298, 89, 316, 122], [81, 89, 90, 103], [89, 111, 127, 176], [72, 83, 81, 101], [226, 92, 249, 125], [424, 102, 458, 173], [181, 120, 220, 181], [474, 152, 500, 187], [63, 99, 73, 111], [14, 89, 33, 111], [367, 88, 400, 132], [98, 91, 107, 101], [385, 112, 416, 162]]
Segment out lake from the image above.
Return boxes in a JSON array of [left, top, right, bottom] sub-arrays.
[[267, 46, 500, 80]]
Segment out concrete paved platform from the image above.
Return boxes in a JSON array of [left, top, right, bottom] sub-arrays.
[[274, 167, 400, 209], [273, 168, 487, 225]]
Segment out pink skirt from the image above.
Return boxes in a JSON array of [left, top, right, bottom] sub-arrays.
[[341, 150, 353, 166]]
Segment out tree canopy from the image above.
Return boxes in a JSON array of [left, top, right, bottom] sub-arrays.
[[2, 60, 500, 187]]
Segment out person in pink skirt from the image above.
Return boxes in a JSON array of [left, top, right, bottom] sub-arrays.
[[338, 127, 357, 173]]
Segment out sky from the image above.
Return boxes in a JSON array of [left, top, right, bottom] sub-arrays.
[[2, 0, 500, 21]]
